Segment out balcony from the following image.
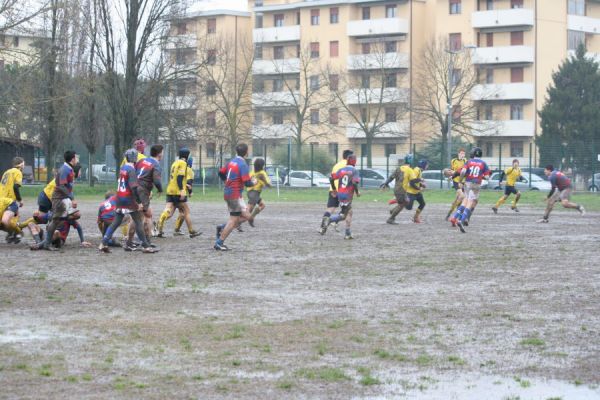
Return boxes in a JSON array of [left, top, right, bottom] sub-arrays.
[[252, 123, 295, 139], [345, 87, 409, 105], [252, 91, 299, 108], [347, 52, 409, 70], [472, 8, 534, 30], [253, 25, 300, 43], [567, 15, 600, 34], [347, 17, 408, 37], [471, 120, 535, 137], [346, 121, 409, 139], [159, 95, 197, 110], [165, 34, 197, 50], [472, 46, 534, 65], [471, 83, 534, 101], [252, 58, 300, 75]]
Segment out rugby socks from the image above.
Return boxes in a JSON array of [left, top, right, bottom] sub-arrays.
[[251, 207, 261, 218], [512, 193, 521, 207], [321, 212, 331, 228], [19, 217, 35, 229], [345, 228, 351, 236], [121, 224, 128, 236], [495, 197, 506, 208], [390, 204, 403, 219], [460, 208, 472, 223], [7, 217, 22, 234], [453, 205, 465, 220], [158, 210, 170, 232], [174, 215, 184, 231]]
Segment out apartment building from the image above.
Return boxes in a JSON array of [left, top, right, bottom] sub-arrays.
[[0, 29, 48, 68], [164, 0, 600, 167]]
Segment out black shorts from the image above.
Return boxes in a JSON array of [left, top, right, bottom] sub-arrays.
[[452, 181, 463, 191], [38, 192, 52, 213], [166, 194, 187, 205], [406, 193, 425, 211], [247, 190, 262, 206], [504, 185, 518, 196], [326, 192, 339, 208]]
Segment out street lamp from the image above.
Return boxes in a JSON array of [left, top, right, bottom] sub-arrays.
[[445, 44, 476, 167]]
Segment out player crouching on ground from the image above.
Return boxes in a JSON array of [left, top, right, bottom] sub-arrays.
[[380, 154, 413, 225], [0, 157, 25, 243], [405, 159, 428, 223], [98, 191, 130, 247], [99, 149, 158, 253], [247, 158, 271, 227], [321, 154, 360, 240], [537, 165, 585, 223], [214, 143, 256, 251], [493, 159, 524, 214], [0, 197, 23, 243]]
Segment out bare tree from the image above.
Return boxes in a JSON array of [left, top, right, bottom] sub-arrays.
[[0, 0, 48, 34], [412, 37, 495, 165], [330, 41, 409, 167]]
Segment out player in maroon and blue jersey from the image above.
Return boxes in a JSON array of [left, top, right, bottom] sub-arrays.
[[322, 154, 360, 240], [214, 143, 256, 251], [51, 209, 91, 248], [449, 147, 490, 233], [97, 191, 129, 246], [99, 149, 157, 253], [538, 165, 585, 223]]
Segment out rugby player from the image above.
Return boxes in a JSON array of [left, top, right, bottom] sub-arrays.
[[493, 159, 524, 213], [537, 165, 585, 223]]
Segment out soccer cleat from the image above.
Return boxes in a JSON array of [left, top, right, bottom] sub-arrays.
[[463, 219, 469, 227], [537, 218, 549, 223], [156, 231, 166, 238], [214, 242, 229, 251], [319, 217, 330, 235], [386, 218, 398, 225], [344, 234, 353, 240], [30, 242, 56, 251], [123, 242, 137, 252], [98, 243, 111, 253], [189, 230, 202, 239], [413, 215, 422, 224], [216, 225, 224, 240], [449, 217, 457, 227], [578, 205, 586, 216], [333, 222, 340, 232], [142, 246, 159, 253], [237, 226, 244, 233], [173, 230, 185, 236], [511, 207, 520, 213], [248, 218, 255, 228], [492, 207, 498, 214], [456, 220, 466, 233]]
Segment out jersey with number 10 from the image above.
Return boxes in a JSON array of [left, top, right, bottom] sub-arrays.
[[332, 165, 359, 203], [462, 158, 490, 184]]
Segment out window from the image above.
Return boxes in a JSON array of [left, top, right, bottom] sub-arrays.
[[273, 78, 284, 92], [310, 75, 320, 91], [361, 143, 368, 156], [510, 104, 524, 120], [295, 78, 300, 89], [449, 33, 462, 51], [254, 44, 263, 59], [176, 23, 186, 35], [206, 49, 216, 65], [311, 9, 320, 25], [206, 111, 216, 128], [385, 41, 397, 53], [175, 49, 187, 65], [310, 109, 320, 124], [386, 4, 396, 18], [329, 74, 339, 91], [330, 7, 339, 24], [274, 46, 284, 59], [360, 108, 368, 123], [361, 43, 370, 54], [485, 142, 493, 157], [361, 74, 370, 89], [486, 0, 494, 10], [385, 144, 397, 157], [451, 69, 461, 86], [385, 73, 397, 88], [254, 111, 263, 125], [511, 0, 524, 8], [486, 32, 493, 47], [207, 18, 216, 34], [206, 142, 216, 158], [385, 107, 396, 122], [510, 67, 524, 82], [485, 105, 493, 120], [310, 42, 319, 58], [329, 108, 339, 125], [296, 44, 301, 57], [486, 68, 494, 84], [12, 36, 19, 47], [273, 111, 284, 124], [176, 81, 187, 96], [568, 0, 585, 15], [330, 41, 339, 57], [255, 14, 263, 28], [255, 0, 263, 6], [510, 141, 523, 157], [274, 14, 284, 27], [511, 31, 524, 46], [452, 105, 462, 122], [449, 0, 461, 14], [329, 142, 339, 158], [206, 81, 216, 96], [362, 7, 370, 20], [568, 30, 585, 50]]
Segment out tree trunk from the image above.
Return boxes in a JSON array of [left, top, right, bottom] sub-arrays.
[[366, 133, 373, 168], [88, 151, 94, 187]]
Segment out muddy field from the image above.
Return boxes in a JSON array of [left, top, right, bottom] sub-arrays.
[[0, 199, 599, 399]]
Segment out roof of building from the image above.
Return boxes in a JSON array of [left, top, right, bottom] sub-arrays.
[[254, 0, 405, 13]]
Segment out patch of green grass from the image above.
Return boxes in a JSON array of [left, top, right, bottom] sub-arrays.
[[373, 349, 391, 359], [276, 380, 294, 390], [316, 342, 328, 356], [520, 337, 545, 347], [546, 397, 563, 400], [574, 379, 583, 386], [448, 355, 466, 366], [38, 364, 52, 377], [223, 325, 245, 340], [81, 373, 93, 381], [514, 376, 531, 388], [296, 367, 349, 382], [15, 363, 29, 371], [503, 396, 521, 400], [164, 278, 177, 288], [357, 367, 380, 386], [415, 353, 433, 366], [192, 375, 203, 381], [35, 272, 47, 281], [350, 335, 365, 343], [232, 360, 241, 367], [104, 355, 114, 364], [65, 375, 78, 383], [180, 337, 193, 352], [327, 320, 346, 329], [407, 334, 417, 343]]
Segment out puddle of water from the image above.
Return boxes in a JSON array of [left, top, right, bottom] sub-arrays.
[[358, 371, 600, 400], [0, 328, 59, 344]]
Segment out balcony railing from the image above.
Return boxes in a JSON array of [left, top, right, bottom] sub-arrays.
[[346, 121, 409, 138], [472, 46, 534, 65], [165, 34, 197, 50], [159, 95, 197, 110], [471, 120, 535, 137], [567, 14, 600, 34], [472, 8, 534, 29], [252, 91, 299, 108], [347, 52, 409, 70], [345, 87, 409, 105], [252, 58, 301, 75], [471, 83, 534, 101], [347, 17, 408, 37], [253, 25, 301, 43]]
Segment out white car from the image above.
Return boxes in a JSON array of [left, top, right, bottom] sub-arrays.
[[487, 171, 551, 191], [286, 170, 331, 188]]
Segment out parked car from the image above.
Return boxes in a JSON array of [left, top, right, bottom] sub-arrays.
[[357, 168, 394, 188], [265, 165, 287, 185], [587, 173, 600, 191], [91, 164, 118, 183], [421, 170, 453, 190], [286, 170, 330, 187], [486, 171, 551, 191], [522, 167, 549, 181]]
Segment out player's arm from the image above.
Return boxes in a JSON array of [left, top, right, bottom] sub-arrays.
[[241, 163, 254, 187], [498, 170, 506, 185], [409, 177, 421, 190], [152, 167, 163, 193], [129, 171, 142, 205], [218, 166, 227, 181], [380, 170, 395, 188], [259, 172, 271, 187], [547, 175, 557, 198], [13, 183, 22, 203], [55, 170, 74, 200], [73, 221, 85, 243], [330, 171, 339, 191]]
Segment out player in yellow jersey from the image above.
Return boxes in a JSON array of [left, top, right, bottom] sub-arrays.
[[120, 138, 147, 166], [157, 148, 201, 238], [319, 149, 353, 233], [173, 157, 197, 236], [380, 154, 413, 225], [0, 196, 22, 243], [405, 160, 428, 223], [493, 159, 524, 213], [246, 158, 271, 227], [445, 149, 467, 221], [0, 157, 25, 206]]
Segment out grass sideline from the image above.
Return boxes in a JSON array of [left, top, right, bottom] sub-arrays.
[[20, 183, 600, 210]]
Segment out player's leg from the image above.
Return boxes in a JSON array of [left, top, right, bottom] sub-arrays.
[[99, 212, 125, 252], [32, 199, 66, 250], [320, 193, 338, 233], [511, 189, 521, 212], [446, 183, 464, 220], [130, 211, 156, 252], [559, 189, 585, 214], [173, 209, 185, 235], [388, 192, 406, 225], [493, 191, 509, 213], [157, 201, 175, 237], [180, 202, 201, 238], [343, 206, 353, 239], [413, 193, 425, 223]]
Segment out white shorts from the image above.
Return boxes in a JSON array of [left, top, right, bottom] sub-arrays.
[[55, 198, 77, 218], [465, 182, 481, 201]]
